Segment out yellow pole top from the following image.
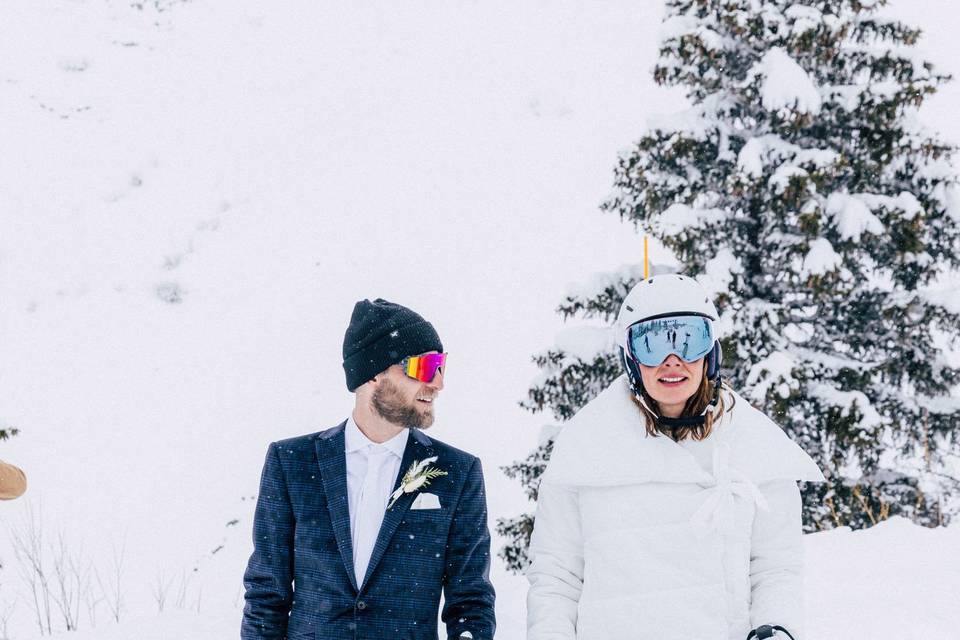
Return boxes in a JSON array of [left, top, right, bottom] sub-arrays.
[[643, 235, 650, 280]]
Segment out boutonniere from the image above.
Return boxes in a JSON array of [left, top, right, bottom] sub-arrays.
[[387, 456, 447, 509]]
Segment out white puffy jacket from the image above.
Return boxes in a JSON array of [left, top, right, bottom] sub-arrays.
[[526, 375, 824, 640]]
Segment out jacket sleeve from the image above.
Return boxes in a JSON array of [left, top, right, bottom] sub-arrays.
[[0, 460, 27, 500], [749, 479, 805, 639], [242, 442, 295, 639], [526, 479, 583, 640], [441, 456, 496, 640]]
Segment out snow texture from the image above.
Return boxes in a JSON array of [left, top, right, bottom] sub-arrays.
[[563, 263, 651, 301], [552, 326, 616, 362], [656, 203, 729, 235], [737, 138, 766, 178], [809, 383, 883, 430], [826, 193, 886, 241], [19, 518, 960, 640], [738, 134, 839, 181], [745, 351, 798, 402], [801, 237, 843, 277], [753, 47, 823, 116]]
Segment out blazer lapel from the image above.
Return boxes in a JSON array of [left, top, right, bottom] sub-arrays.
[[360, 428, 435, 589], [315, 423, 358, 592]]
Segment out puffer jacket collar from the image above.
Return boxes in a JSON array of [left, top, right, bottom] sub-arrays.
[[544, 375, 825, 489]]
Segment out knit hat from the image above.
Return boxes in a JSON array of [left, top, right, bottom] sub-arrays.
[[342, 298, 444, 392]]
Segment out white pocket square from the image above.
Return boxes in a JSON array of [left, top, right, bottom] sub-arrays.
[[410, 492, 441, 510]]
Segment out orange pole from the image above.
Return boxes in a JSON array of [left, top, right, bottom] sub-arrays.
[[643, 235, 649, 279]]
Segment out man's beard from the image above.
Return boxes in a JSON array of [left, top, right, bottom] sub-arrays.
[[371, 378, 435, 429]]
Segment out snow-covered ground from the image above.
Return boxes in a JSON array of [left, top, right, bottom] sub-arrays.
[[1, 1, 959, 638], [15, 517, 960, 639]]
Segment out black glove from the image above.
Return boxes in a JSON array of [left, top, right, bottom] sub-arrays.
[[747, 625, 796, 640]]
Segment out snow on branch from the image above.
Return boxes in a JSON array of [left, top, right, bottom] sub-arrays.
[[659, 13, 723, 50], [801, 238, 843, 277], [809, 383, 883, 431], [943, 183, 960, 223], [552, 326, 616, 363], [750, 47, 822, 116], [784, 4, 825, 36], [825, 193, 885, 241], [917, 393, 960, 415], [655, 203, 729, 236], [769, 165, 809, 195], [700, 248, 742, 301], [791, 346, 884, 375], [558, 263, 649, 322], [921, 284, 960, 315], [745, 351, 799, 403], [737, 134, 840, 180]]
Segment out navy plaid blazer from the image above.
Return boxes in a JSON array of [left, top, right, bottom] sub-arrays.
[[241, 422, 496, 640]]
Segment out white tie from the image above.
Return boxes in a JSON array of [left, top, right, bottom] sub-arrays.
[[353, 446, 391, 586]]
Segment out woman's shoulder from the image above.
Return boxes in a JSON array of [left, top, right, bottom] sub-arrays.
[[544, 375, 712, 487], [722, 389, 825, 483]]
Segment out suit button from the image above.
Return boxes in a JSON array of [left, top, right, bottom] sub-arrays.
[[357, 600, 367, 611]]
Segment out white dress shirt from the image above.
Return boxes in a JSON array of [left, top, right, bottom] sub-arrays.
[[344, 416, 408, 586]]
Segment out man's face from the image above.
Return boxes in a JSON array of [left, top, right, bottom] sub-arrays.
[[370, 352, 445, 429]]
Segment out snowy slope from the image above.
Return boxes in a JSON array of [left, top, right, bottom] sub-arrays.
[[1, 0, 959, 638], [17, 517, 960, 639]]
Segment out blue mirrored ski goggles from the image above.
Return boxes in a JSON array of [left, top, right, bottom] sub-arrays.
[[626, 314, 714, 367]]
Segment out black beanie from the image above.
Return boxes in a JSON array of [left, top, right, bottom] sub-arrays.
[[342, 298, 444, 392]]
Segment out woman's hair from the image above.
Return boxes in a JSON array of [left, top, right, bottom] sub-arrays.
[[631, 360, 735, 441]]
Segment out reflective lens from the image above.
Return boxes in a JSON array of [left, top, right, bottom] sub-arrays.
[[401, 353, 447, 383], [627, 315, 713, 367]]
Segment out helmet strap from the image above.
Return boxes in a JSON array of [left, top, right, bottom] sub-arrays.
[[656, 412, 707, 428], [709, 374, 722, 406], [631, 374, 723, 431]]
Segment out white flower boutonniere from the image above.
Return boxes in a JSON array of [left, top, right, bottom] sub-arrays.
[[387, 456, 447, 509]]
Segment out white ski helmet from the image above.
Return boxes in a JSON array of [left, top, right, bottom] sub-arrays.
[[615, 273, 720, 348], [616, 273, 722, 381]]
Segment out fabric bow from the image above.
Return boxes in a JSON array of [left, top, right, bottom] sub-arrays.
[[690, 442, 769, 535]]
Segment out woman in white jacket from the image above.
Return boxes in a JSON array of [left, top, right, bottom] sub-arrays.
[[526, 274, 824, 640]]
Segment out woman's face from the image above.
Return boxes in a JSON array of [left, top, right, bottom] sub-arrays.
[[638, 354, 705, 418]]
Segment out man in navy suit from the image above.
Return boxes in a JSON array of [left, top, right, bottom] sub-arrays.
[[242, 298, 496, 640]]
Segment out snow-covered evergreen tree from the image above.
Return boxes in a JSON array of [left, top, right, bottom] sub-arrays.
[[498, 0, 960, 572]]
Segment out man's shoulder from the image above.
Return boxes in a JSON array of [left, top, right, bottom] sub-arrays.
[[270, 422, 347, 455]]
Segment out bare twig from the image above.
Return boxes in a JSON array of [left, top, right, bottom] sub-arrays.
[[84, 579, 105, 629], [50, 530, 90, 630], [0, 587, 17, 639], [95, 537, 126, 624], [174, 569, 194, 609], [9, 501, 54, 635], [151, 569, 174, 613]]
